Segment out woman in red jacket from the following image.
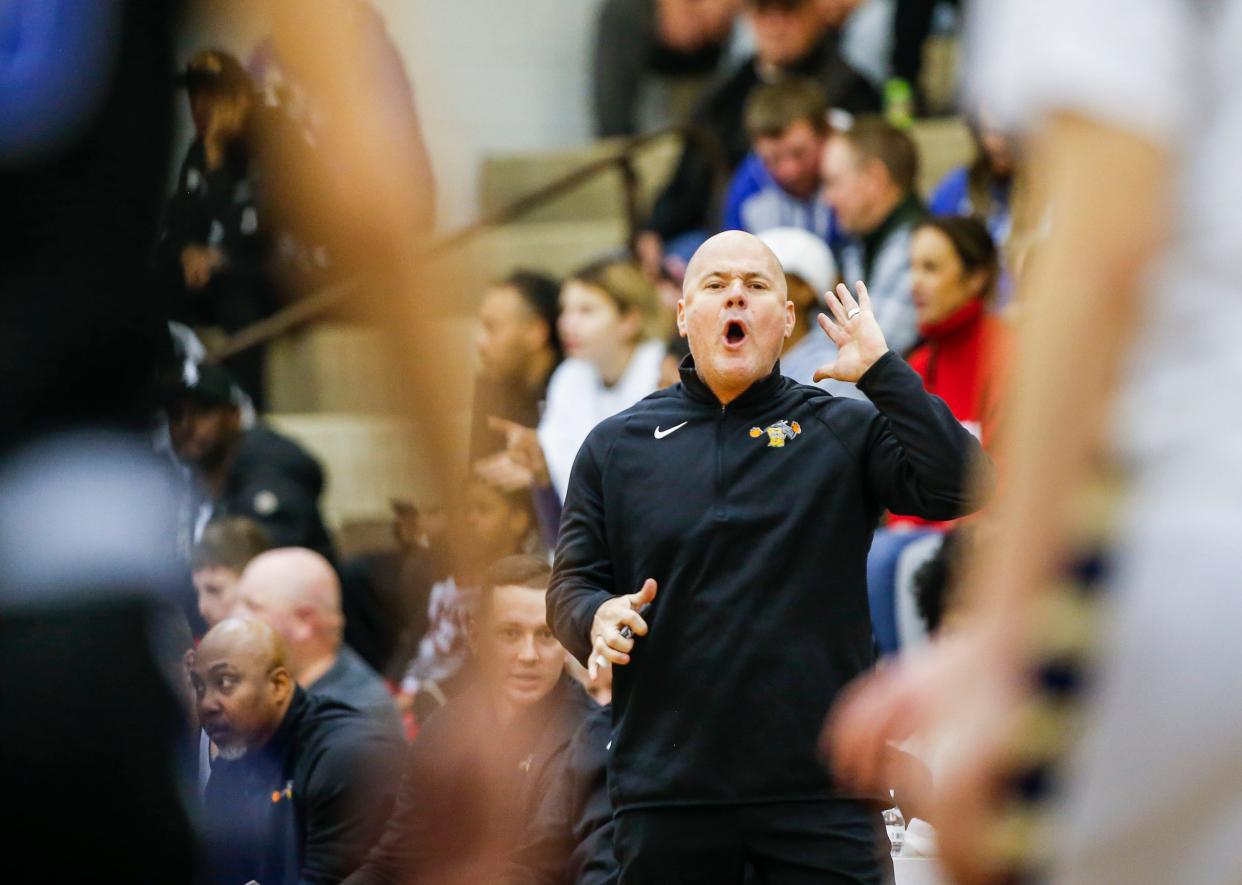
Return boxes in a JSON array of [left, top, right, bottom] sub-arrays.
[[905, 214, 1008, 453], [868, 215, 1007, 653]]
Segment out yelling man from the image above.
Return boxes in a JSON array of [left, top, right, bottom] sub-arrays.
[[548, 229, 989, 883]]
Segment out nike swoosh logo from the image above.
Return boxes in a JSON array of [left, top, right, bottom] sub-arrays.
[[653, 421, 688, 439]]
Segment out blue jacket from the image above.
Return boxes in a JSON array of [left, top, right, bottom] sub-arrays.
[[723, 152, 844, 251]]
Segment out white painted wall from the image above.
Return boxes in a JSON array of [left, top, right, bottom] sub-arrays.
[[178, 0, 604, 231]]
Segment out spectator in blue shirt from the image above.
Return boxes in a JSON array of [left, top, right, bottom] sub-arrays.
[[723, 78, 843, 251]]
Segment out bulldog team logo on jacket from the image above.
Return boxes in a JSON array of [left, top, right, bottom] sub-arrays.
[[749, 420, 801, 448]]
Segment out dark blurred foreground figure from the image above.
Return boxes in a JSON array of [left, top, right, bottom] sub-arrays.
[[345, 556, 588, 885], [170, 363, 336, 563], [196, 618, 400, 885], [0, 1, 197, 881]]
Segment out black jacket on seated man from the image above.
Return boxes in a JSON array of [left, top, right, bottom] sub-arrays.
[[550, 351, 990, 814], [344, 677, 590, 885], [202, 686, 400, 885], [213, 423, 336, 561], [505, 701, 618, 885], [172, 363, 337, 564]]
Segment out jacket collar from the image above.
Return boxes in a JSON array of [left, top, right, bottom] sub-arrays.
[[917, 297, 985, 341], [678, 354, 785, 411], [258, 684, 307, 765]]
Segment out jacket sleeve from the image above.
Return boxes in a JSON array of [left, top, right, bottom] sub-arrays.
[[548, 433, 618, 666], [855, 351, 995, 520], [300, 730, 401, 885], [339, 741, 427, 885], [501, 741, 577, 885]]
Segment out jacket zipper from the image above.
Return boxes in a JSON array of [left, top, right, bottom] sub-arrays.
[[715, 404, 726, 520]]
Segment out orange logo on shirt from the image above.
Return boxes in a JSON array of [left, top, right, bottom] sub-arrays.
[[749, 420, 801, 448]]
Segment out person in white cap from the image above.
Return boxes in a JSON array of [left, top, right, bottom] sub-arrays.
[[758, 227, 865, 400]]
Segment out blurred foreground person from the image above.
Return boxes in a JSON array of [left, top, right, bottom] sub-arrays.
[[169, 363, 336, 562], [192, 515, 274, 628], [828, 1, 1242, 883], [505, 686, 617, 885], [235, 547, 403, 742], [345, 556, 587, 885], [196, 618, 399, 885], [549, 230, 988, 883], [1, 1, 195, 880]]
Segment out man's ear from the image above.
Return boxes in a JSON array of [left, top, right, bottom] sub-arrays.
[[293, 604, 318, 642], [784, 298, 797, 339], [270, 666, 294, 703], [676, 298, 688, 336]]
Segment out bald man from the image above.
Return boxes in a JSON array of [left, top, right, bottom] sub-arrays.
[[235, 548, 403, 742], [193, 618, 400, 884], [548, 230, 991, 883]]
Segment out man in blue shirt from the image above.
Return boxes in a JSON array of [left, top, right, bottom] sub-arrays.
[[723, 78, 843, 250]]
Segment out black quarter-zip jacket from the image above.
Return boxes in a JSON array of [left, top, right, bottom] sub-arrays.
[[548, 351, 991, 813]]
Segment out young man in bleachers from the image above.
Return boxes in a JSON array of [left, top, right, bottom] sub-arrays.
[[191, 515, 273, 629], [344, 556, 588, 885], [636, 0, 880, 277], [724, 78, 838, 248]]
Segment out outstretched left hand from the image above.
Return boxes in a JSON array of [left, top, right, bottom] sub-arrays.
[[813, 281, 890, 383]]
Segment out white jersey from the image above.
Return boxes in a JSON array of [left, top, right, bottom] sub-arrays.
[[969, 3, 1242, 883], [538, 339, 664, 503]]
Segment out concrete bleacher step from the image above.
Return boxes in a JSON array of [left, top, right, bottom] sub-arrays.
[[479, 119, 974, 233], [908, 118, 975, 198], [472, 217, 630, 278], [265, 412, 447, 531], [479, 134, 682, 225]]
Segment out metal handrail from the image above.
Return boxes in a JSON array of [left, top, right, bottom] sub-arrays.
[[211, 125, 706, 362]]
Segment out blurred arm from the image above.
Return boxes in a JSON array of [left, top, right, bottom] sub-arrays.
[[966, 113, 1171, 646]]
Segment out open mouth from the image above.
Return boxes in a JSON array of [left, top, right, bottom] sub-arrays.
[[723, 319, 748, 347]]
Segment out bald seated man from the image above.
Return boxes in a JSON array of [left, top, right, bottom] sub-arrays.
[[235, 547, 403, 742], [547, 230, 992, 883], [193, 618, 401, 885]]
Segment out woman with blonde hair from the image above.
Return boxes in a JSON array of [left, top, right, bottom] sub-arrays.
[[538, 258, 667, 502]]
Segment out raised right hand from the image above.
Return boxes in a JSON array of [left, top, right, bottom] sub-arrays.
[[589, 578, 658, 679]]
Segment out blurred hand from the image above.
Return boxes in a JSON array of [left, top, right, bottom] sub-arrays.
[[824, 630, 1025, 883], [473, 417, 550, 491], [181, 245, 224, 290], [589, 578, 657, 679], [636, 231, 665, 281], [813, 281, 890, 383]]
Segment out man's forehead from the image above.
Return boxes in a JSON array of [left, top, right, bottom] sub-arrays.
[[690, 239, 775, 281]]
